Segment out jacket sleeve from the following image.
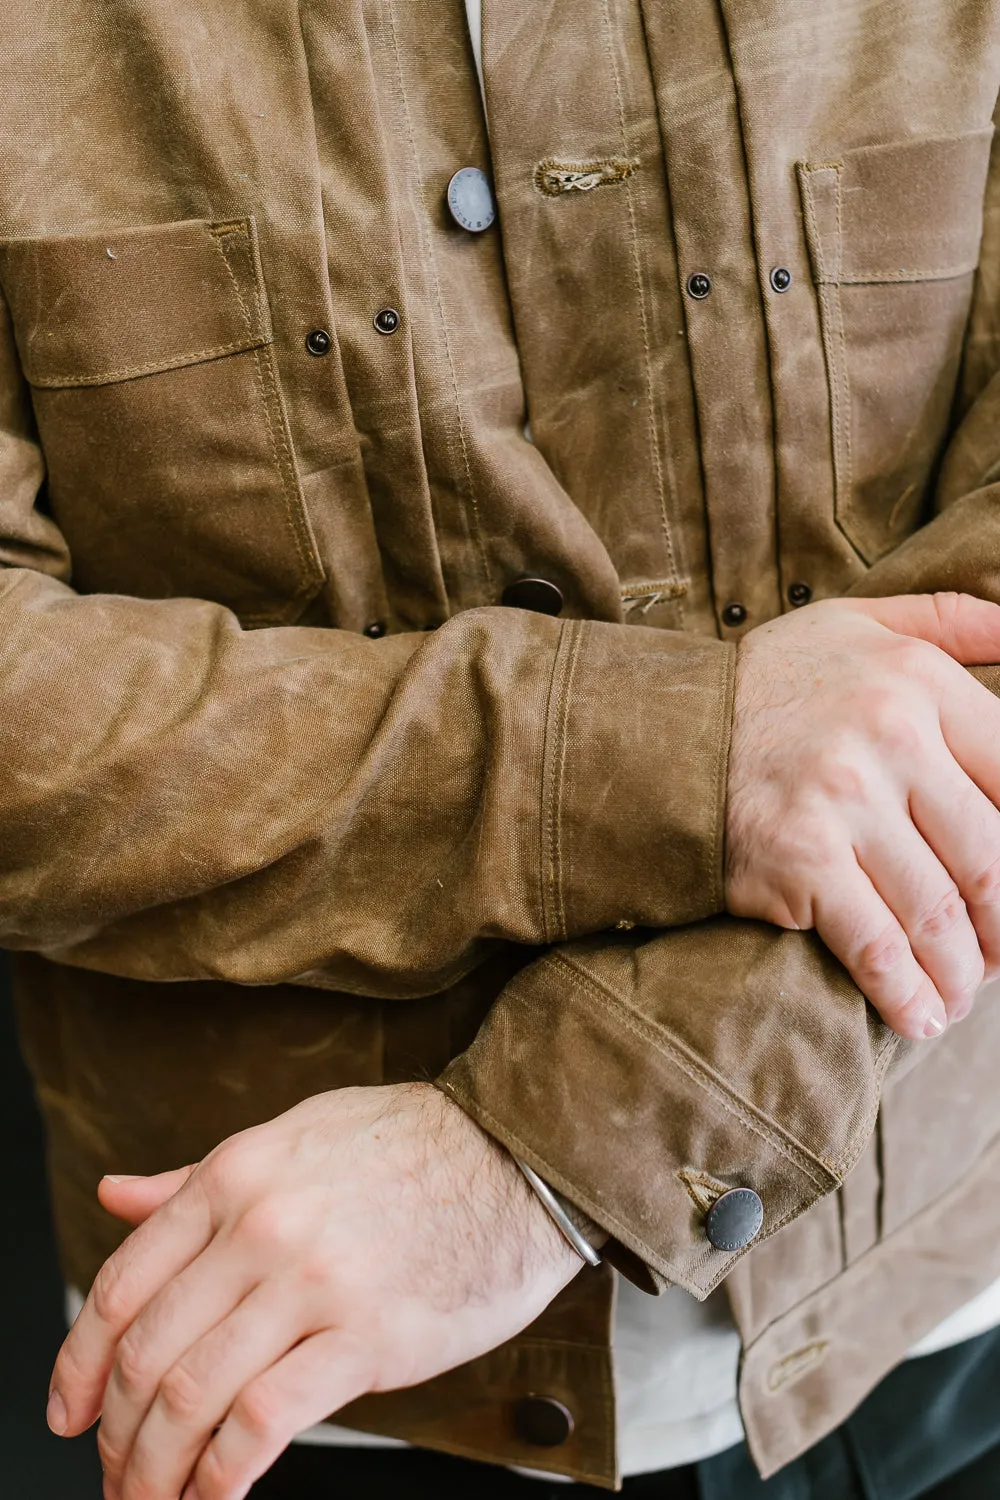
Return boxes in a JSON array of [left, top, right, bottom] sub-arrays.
[[440, 368, 1000, 1297], [0, 296, 734, 995]]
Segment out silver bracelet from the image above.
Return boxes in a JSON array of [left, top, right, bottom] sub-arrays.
[[513, 1157, 603, 1268]]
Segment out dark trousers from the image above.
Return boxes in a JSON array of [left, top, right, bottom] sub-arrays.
[[249, 1323, 1000, 1500]]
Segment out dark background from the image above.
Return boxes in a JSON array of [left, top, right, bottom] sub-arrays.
[[1, 953, 103, 1498]]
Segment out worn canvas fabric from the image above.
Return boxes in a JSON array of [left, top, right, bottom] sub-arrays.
[[4, 0, 1000, 1488]]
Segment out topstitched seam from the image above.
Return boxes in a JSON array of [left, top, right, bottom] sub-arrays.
[[823, 1035, 899, 1178], [830, 167, 854, 534], [27, 336, 269, 388], [539, 626, 570, 944], [544, 621, 583, 942], [816, 263, 980, 285], [383, 0, 494, 597], [599, 0, 683, 619], [212, 221, 322, 599], [30, 219, 268, 388], [801, 166, 859, 562], [541, 953, 838, 1189]]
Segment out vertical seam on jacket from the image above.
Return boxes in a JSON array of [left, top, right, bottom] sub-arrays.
[[599, 0, 684, 620], [382, 0, 494, 598], [541, 620, 583, 943], [711, 641, 737, 910], [800, 164, 863, 565], [212, 223, 324, 605], [830, 167, 854, 522], [711, 1, 782, 616]]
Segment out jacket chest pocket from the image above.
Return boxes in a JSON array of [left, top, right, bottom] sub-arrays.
[[0, 217, 325, 626], [798, 129, 994, 565]]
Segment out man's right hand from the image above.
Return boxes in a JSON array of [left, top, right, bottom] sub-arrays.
[[725, 593, 1000, 1041]]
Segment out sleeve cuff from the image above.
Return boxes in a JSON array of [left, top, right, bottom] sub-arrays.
[[541, 619, 735, 940], [439, 919, 899, 1298]]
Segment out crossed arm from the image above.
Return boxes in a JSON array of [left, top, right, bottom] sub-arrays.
[[5, 223, 1000, 1493], [47, 578, 1000, 1500]]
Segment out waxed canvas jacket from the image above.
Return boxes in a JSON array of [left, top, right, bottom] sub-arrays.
[[5, 0, 1000, 1489]]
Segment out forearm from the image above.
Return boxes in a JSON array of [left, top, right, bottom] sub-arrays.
[[0, 566, 732, 993]]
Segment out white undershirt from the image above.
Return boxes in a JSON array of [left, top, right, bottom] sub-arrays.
[[64, 3, 1000, 1480]]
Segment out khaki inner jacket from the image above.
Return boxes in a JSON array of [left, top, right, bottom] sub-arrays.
[[4, 0, 1000, 1487]]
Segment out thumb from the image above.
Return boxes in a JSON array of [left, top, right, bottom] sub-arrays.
[[98, 1164, 197, 1227], [845, 592, 1000, 666]]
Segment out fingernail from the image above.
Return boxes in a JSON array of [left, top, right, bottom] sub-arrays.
[[47, 1388, 67, 1436], [923, 1008, 947, 1039], [102, 1174, 141, 1184]]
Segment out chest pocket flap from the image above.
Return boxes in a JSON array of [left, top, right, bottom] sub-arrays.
[[5, 217, 273, 388], [0, 217, 324, 626]]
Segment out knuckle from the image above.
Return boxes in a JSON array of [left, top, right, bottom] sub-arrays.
[[868, 700, 925, 759], [912, 885, 967, 943], [233, 1380, 282, 1442], [203, 1134, 259, 1198], [114, 1332, 155, 1398], [197, 1441, 240, 1500], [931, 591, 969, 640], [855, 923, 909, 983], [967, 855, 1000, 911], [91, 1261, 132, 1330], [158, 1361, 205, 1423], [96, 1425, 126, 1472], [812, 742, 868, 804], [886, 634, 940, 684], [236, 1199, 297, 1255]]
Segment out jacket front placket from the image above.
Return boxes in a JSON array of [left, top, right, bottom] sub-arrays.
[[481, 0, 721, 634], [636, 0, 781, 637]]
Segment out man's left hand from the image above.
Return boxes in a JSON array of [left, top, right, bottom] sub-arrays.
[[47, 1084, 580, 1500]]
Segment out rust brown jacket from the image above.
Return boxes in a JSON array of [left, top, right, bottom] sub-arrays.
[[4, 0, 1000, 1489]]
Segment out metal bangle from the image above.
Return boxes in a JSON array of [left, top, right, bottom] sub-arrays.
[[513, 1157, 603, 1268]]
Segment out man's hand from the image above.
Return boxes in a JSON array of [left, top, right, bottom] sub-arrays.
[[47, 1085, 579, 1500], [726, 592, 1000, 1041]]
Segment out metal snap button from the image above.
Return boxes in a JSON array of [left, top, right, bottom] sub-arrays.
[[769, 266, 793, 293], [686, 272, 713, 300], [513, 1395, 575, 1448], [722, 602, 747, 627], [788, 581, 812, 607], [305, 329, 332, 357], [500, 578, 564, 616], [373, 308, 401, 336], [447, 167, 497, 233], [705, 1188, 764, 1252]]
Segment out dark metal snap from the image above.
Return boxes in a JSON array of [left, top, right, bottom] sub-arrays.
[[500, 578, 564, 616], [722, 602, 747, 627], [305, 328, 332, 357], [769, 266, 793, 293], [788, 581, 812, 607], [363, 621, 387, 639], [706, 1188, 765, 1252], [447, 167, 497, 233], [513, 1395, 575, 1448], [374, 308, 400, 336], [686, 272, 713, 300]]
